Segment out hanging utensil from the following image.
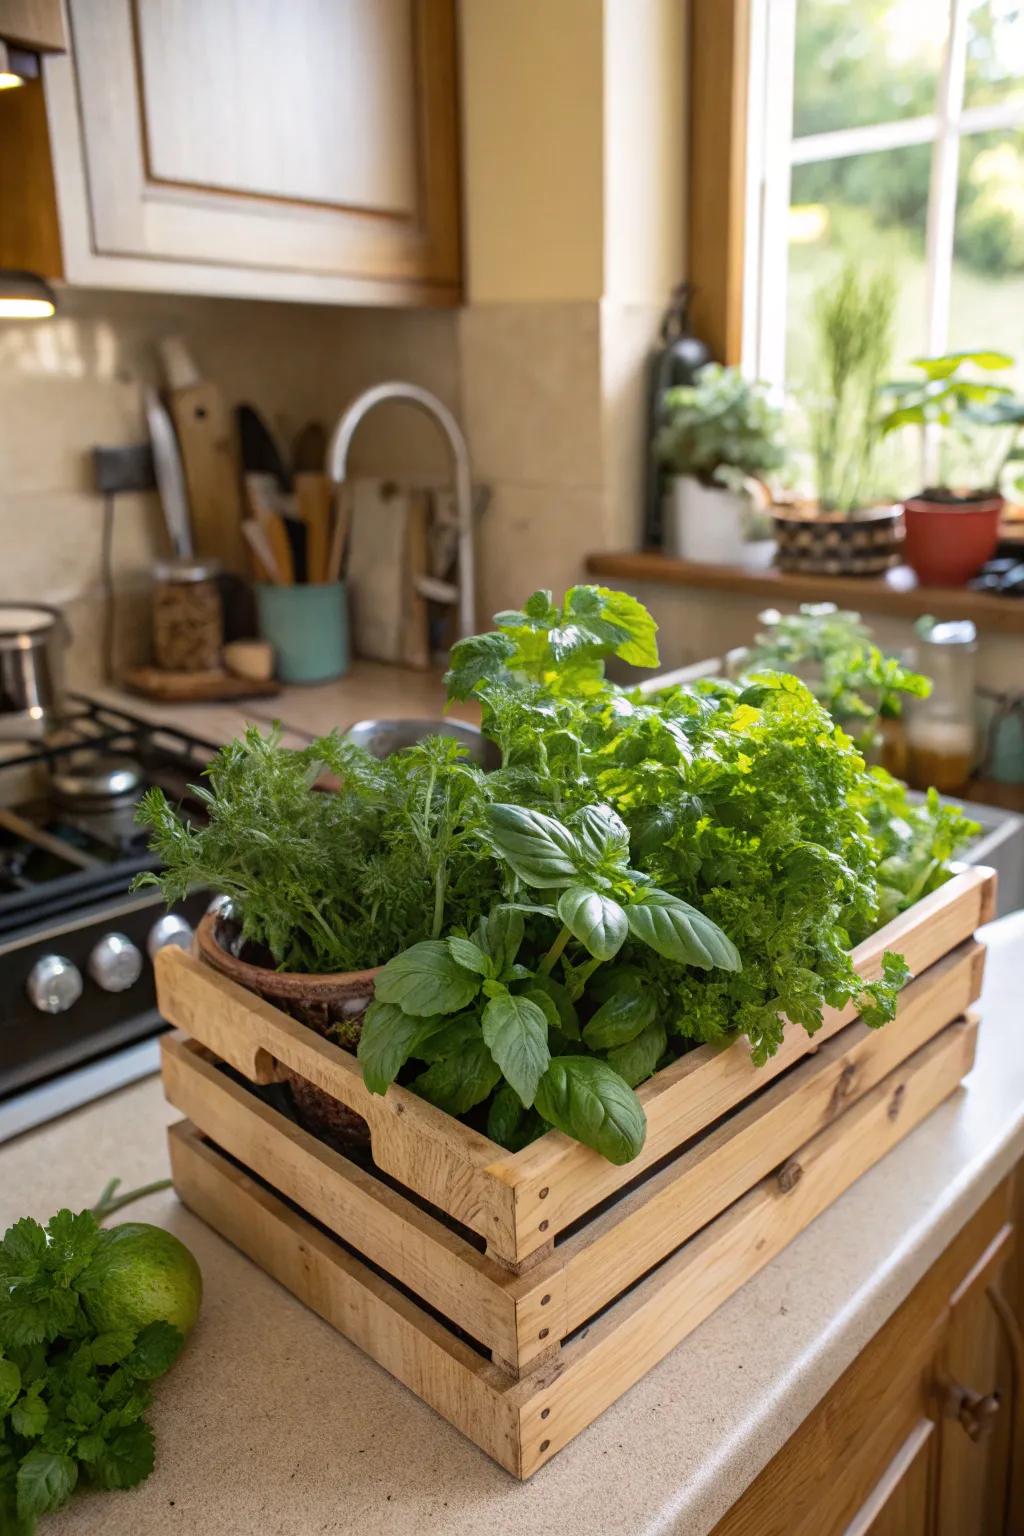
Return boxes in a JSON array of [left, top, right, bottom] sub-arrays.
[[144, 386, 193, 560]]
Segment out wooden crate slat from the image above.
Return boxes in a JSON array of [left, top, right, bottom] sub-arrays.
[[508, 1015, 979, 1476], [160, 939, 982, 1376], [497, 867, 993, 1260], [160, 1034, 523, 1363], [155, 945, 521, 1258], [508, 939, 984, 1360], [155, 864, 994, 1266], [166, 1124, 525, 1478], [168, 1016, 977, 1479]]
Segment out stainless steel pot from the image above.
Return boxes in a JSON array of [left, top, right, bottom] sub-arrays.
[[0, 604, 69, 740]]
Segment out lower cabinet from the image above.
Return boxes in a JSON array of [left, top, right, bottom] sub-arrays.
[[713, 1170, 1024, 1536]]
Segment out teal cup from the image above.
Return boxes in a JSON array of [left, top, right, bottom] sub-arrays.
[[255, 581, 350, 684]]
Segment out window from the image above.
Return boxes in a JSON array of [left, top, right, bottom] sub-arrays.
[[743, 0, 1024, 397]]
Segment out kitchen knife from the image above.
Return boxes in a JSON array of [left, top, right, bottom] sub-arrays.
[[237, 404, 290, 490], [144, 385, 193, 561]]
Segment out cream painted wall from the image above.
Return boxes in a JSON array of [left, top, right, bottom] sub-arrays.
[[604, 0, 686, 304], [459, 0, 605, 304]]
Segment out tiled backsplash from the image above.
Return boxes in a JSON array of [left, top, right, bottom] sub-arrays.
[[0, 288, 459, 688], [0, 287, 656, 686]]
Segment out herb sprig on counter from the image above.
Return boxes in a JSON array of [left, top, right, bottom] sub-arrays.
[[0, 1206, 188, 1534]]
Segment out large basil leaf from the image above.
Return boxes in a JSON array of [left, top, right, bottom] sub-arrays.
[[557, 886, 628, 962], [413, 1013, 482, 1063], [475, 905, 525, 978], [412, 1039, 502, 1116], [582, 987, 657, 1050], [570, 803, 630, 868], [375, 940, 483, 1016], [625, 891, 741, 971], [486, 1083, 550, 1153], [535, 1057, 646, 1164], [486, 804, 580, 888], [447, 936, 493, 978], [357, 1000, 434, 1095], [482, 994, 550, 1108], [525, 972, 580, 1038], [606, 1021, 668, 1088]]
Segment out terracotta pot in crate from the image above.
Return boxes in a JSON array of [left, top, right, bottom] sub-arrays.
[[772, 504, 904, 575], [195, 912, 380, 1151]]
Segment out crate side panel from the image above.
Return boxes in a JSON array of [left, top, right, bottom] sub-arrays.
[[512, 1017, 979, 1476], [167, 1124, 525, 1477], [161, 1034, 522, 1362], [511, 941, 983, 1358], [498, 867, 993, 1261], [156, 947, 520, 1258]]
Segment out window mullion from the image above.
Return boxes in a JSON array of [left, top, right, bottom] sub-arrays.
[[753, 0, 795, 389], [925, 0, 969, 359]]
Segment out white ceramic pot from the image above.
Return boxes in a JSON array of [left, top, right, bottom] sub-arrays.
[[663, 477, 775, 568]]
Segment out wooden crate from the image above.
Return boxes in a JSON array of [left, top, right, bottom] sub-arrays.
[[157, 866, 994, 1475]]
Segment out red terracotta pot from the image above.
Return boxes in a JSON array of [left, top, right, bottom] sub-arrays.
[[902, 494, 1003, 586], [196, 911, 381, 1152]]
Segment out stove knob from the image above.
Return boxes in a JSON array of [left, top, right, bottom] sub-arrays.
[[26, 955, 83, 1014], [147, 913, 194, 959], [88, 932, 143, 993]]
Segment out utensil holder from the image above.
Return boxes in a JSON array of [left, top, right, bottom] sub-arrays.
[[255, 581, 349, 684]]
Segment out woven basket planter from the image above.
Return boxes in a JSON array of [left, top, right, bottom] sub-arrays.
[[773, 504, 904, 575]]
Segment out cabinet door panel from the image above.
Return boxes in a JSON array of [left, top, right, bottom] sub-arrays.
[[65, 0, 460, 287], [843, 1420, 934, 1536], [136, 0, 417, 213]]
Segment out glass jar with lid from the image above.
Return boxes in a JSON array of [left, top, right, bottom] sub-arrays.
[[906, 618, 977, 793], [152, 559, 223, 673]]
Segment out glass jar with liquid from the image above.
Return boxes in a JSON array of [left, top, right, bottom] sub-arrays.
[[906, 619, 977, 793]]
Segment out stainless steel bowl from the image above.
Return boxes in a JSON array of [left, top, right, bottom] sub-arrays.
[[344, 717, 499, 769]]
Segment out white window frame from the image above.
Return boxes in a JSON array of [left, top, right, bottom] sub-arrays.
[[742, 0, 1024, 388]]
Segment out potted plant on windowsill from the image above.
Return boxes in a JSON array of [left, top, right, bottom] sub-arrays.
[[774, 266, 903, 576], [737, 601, 930, 771], [880, 350, 1024, 586], [655, 362, 784, 568]]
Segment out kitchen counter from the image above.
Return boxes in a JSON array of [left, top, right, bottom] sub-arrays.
[[92, 659, 479, 751], [3, 911, 1023, 1535]]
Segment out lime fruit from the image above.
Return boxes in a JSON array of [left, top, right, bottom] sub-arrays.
[[83, 1223, 202, 1338]]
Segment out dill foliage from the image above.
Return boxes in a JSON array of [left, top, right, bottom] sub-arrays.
[[136, 728, 503, 972]]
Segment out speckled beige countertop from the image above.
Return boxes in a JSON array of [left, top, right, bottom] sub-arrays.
[[92, 659, 478, 751], [3, 912, 1022, 1535]]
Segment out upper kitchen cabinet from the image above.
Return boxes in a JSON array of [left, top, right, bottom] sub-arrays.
[[14, 0, 462, 305]]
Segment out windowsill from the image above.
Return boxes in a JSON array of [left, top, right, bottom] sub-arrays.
[[584, 552, 1024, 636]]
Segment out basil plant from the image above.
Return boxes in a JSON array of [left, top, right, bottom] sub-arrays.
[[358, 801, 739, 1165]]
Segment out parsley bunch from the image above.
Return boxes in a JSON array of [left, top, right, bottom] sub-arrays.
[[0, 1209, 184, 1533]]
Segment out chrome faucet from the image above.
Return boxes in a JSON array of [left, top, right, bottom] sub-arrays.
[[327, 382, 476, 639]]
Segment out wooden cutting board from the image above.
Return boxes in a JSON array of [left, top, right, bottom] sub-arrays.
[[122, 666, 280, 702], [162, 379, 249, 574], [346, 479, 409, 663]]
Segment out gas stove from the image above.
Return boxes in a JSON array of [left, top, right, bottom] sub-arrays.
[[0, 697, 216, 1142]]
